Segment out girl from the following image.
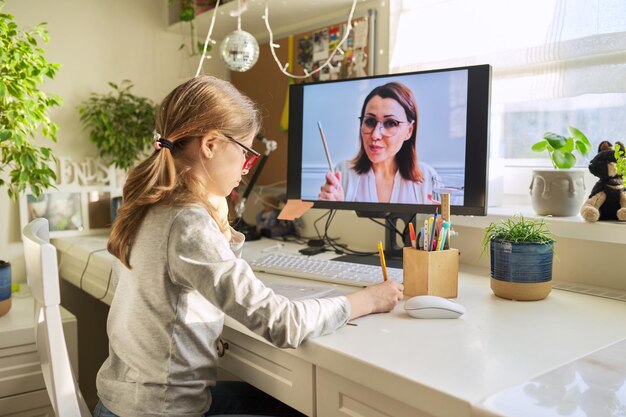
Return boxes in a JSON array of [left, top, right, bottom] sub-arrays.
[[94, 76, 403, 417]]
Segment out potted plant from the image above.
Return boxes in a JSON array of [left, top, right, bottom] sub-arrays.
[[0, 4, 62, 200], [616, 143, 626, 177], [529, 125, 592, 216], [78, 80, 156, 171], [483, 215, 555, 301]]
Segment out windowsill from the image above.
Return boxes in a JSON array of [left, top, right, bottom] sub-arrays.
[[450, 194, 626, 245]]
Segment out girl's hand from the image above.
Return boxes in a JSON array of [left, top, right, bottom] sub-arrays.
[[318, 171, 345, 201], [346, 280, 404, 320]]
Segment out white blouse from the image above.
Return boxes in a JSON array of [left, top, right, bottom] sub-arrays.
[[336, 160, 444, 204]]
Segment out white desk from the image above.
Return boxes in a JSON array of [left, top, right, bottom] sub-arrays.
[[53, 236, 626, 417]]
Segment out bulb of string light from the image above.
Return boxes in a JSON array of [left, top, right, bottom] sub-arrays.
[[220, 30, 259, 72]]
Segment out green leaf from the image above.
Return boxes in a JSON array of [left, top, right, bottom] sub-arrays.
[[544, 132, 566, 149], [0, 8, 61, 200], [531, 141, 548, 152], [561, 137, 574, 153], [568, 125, 591, 147], [575, 140, 590, 157], [179, 6, 195, 22], [552, 149, 576, 169]]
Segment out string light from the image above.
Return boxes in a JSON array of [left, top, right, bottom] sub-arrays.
[[195, 0, 222, 77], [263, 0, 358, 79], [196, 0, 359, 78]]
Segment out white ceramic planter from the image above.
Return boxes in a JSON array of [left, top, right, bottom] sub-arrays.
[[529, 168, 587, 216]]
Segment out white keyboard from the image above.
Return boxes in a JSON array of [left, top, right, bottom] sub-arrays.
[[249, 253, 403, 287]]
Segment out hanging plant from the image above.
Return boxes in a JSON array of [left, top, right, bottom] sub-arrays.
[[0, 2, 63, 199], [169, 0, 219, 56]]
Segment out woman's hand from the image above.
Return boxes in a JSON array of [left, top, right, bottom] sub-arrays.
[[318, 171, 345, 201], [346, 280, 404, 320], [208, 195, 232, 242]]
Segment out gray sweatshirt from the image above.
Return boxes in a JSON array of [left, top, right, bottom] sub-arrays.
[[96, 205, 350, 416]]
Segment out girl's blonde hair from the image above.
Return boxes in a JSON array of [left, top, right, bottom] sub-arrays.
[[108, 76, 261, 268]]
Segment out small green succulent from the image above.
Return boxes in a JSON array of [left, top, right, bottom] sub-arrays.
[[531, 125, 592, 169]]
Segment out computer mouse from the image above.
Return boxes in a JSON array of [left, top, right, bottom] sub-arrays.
[[404, 295, 465, 319]]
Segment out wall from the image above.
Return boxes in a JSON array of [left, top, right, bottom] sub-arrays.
[[0, 0, 228, 283]]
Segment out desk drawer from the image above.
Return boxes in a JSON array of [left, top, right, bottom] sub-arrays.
[[220, 327, 314, 416], [0, 389, 54, 416], [316, 368, 430, 417], [0, 343, 45, 398]]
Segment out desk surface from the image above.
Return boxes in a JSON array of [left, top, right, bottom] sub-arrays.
[[53, 236, 626, 417]]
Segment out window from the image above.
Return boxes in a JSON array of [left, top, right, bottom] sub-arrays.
[[390, 0, 626, 168]]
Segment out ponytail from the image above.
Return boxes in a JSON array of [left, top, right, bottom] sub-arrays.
[[108, 150, 176, 268]]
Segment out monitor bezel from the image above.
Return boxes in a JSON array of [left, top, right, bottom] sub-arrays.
[[286, 64, 491, 216]]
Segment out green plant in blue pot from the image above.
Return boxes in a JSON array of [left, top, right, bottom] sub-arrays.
[[483, 215, 555, 301], [529, 126, 592, 217]]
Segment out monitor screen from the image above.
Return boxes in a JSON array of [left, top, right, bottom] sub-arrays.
[[287, 64, 491, 216]]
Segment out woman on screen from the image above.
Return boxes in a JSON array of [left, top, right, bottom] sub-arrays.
[[318, 82, 443, 203]]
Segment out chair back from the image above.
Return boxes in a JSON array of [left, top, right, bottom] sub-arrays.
[[22, 218, 91, 417]]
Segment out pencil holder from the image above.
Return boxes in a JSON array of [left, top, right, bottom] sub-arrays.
[[402, 248, 460, 298]]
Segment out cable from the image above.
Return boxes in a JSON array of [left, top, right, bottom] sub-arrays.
[[77, 248, 112, 301], [313, 210, 331, 240], [97, 267, 114, 302], [321, 210, 376, 256]]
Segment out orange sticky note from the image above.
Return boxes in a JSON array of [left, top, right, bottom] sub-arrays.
[[277, 199, 314, 220]]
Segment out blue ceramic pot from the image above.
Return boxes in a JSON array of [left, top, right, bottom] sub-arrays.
[[490, 239, 554, 301], [0, 261, 11, 316], [490, 239, 554, 283]]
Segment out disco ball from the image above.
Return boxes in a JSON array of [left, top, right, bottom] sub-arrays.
[[220, 30, 260, 72]]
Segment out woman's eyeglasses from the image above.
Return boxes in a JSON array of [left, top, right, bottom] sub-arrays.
[[359, 116, 409, 136], [222, 133, 261, 171]]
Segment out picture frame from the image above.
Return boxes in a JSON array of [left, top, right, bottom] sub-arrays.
[[18, 157, 122, 238]]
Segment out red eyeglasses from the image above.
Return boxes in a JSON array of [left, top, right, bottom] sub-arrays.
[[222, 133, 261, 171]]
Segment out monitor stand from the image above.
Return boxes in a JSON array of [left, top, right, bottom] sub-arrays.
[[332, 212, 412, 269]]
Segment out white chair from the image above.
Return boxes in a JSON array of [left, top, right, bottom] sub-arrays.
[[22, 218, 92, 417]]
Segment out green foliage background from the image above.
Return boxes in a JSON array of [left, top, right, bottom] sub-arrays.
[[78, 81, 156, 171], [0, 3, 62, 199]]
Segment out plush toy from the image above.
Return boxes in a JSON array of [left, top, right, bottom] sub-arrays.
[[580, 140, 626, 222]]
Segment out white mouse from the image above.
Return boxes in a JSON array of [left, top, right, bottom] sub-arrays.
[[404, 295, 465, 319]]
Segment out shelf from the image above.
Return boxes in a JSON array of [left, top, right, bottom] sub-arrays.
[[167, 0, 361, 42], [451, 203, 626, 245]]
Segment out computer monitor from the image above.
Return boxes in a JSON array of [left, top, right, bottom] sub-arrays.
[[286, 64, 491, 255]]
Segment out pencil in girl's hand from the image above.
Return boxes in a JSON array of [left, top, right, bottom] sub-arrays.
[[317, 121, 335, 173], [377, 241, 389, 282]]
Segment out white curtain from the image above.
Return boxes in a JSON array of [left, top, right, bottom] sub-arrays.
[[391, 0, 626, 101], [389, 0, 626, 162]]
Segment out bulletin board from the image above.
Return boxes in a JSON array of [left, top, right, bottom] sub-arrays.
[[292, 15, 373, 82], [231, 15, 375, 187]]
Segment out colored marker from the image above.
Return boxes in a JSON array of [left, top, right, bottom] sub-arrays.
[[423, 219, 429, 252], [437, 221, 451, 250], [408, 222, 417, 248]]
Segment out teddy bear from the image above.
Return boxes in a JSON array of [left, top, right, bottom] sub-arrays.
[[580, 140, 626, 222]]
